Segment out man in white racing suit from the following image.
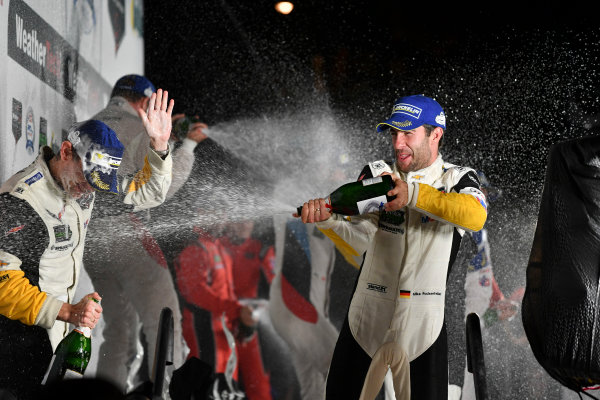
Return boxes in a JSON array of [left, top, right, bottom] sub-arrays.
[[83, 75, 207, 392], [298, 94, 488, 399], [0, 95, 173, 399]]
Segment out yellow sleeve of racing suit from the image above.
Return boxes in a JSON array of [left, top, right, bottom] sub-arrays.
[[0, 269, 47, 326], [316, 213, 380, 269], [410, 182, 487, 232], [318, 227, 362, 268], [119, 147, 173, 211]]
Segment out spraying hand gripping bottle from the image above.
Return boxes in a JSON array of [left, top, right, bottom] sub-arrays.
[[297, 174, 396, 216], [172, 115, 204, 141], [42, 298, 99, 384]]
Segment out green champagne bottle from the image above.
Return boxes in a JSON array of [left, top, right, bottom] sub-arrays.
[[42, 325, 92, 384], [58, 325, 92, 378], [172, 115, 202, 141], [297, 175, 396, 216], [42, 300, 98, 384]]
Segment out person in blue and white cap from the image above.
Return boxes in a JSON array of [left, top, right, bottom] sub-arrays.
[[296, 94, 488, 399], [0, 119, 124, 399], [82, 74, 205, 395]]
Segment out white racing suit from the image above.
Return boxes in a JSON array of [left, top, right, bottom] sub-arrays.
[[318, 155, 488, 399], [83, 96, 196, 392], [0, 146, 171, 398]]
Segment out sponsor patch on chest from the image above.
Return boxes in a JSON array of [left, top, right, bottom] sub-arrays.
[[366, 283, 387, 293], [24, 172, 43, 186], [378, 210, 406, 234], [53, 224, 72, 242]]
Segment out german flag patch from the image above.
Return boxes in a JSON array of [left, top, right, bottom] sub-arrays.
[[399, 290, 411, 299]]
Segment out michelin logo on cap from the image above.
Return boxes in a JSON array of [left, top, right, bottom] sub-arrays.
[[376, 94, 446, 132], [393, 103, 423, 119]]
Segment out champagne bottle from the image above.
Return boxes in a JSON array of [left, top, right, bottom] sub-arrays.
[[172, 115, 202, 141], [42, 301, 97, 384], [297, 175, 396, 216]]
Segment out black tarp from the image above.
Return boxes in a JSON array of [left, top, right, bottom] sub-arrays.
[[522, 134, 600, 393]]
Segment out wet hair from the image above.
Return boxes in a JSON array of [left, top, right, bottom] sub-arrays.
[[423, 123, 444, 148], [110, 87, 146, 103]]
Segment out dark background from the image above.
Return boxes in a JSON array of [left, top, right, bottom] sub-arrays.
[[144, 0, 600, 277], [145, 0, 600, 189], [144, 2, 599, 397]]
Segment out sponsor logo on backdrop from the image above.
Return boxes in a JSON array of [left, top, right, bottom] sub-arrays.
[[25, 107, 35, 154], [12, 98, 23, 144], [74, 0, 96, 35], [133, 0, 144, 36], [39, 117, 47, 150], [7, 0, 110, 102], [109, 0, 125, 53]]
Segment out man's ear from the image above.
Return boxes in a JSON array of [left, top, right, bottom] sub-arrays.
[[432, 127, 444, 143], [59, 141, 75, 161]]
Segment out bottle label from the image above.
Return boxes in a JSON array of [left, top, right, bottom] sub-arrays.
[[356, 195, 388, 214], [362, 176, 383, 186], [63, 369, 84, 380]]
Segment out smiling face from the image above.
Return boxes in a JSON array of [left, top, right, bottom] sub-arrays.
[[390, 126, 441, 173]]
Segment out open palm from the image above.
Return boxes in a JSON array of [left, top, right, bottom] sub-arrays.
[[138, 88, 174, 151]]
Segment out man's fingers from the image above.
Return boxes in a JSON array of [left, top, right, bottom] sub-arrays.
[[301, 201, 309, 223], [167, 98, 175, 115], [308, 199, 316, 223], [161, 90, 169, 111], [317, 198, 328, 220], [190, 122, 208, 131], [148, 92, 156, 112], [154, 89, 163, 110]]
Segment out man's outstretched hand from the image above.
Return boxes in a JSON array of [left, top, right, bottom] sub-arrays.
[[138, 88, 174, 152]]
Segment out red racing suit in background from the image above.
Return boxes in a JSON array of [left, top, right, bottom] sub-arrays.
[[219, 236, 275, 400], [175, 232, 273, 400], [174, 232, 239, 370], [220, 236, 275, 299]]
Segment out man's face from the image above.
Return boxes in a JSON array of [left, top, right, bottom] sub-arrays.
[[390, 126, 435, 173], [59, 157, 94, 199]]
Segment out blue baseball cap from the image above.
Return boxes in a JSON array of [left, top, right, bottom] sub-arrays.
[[376, 94, 446, 132], [113, 74, 156, 98], [67, 120, 125, 194]]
